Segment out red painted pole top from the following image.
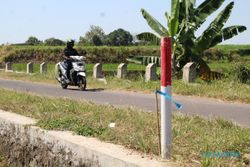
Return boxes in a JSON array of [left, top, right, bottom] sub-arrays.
[[161, 37, 172, 87]]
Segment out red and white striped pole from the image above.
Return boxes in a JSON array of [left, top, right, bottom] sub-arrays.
[[160, 37, 172, 159]]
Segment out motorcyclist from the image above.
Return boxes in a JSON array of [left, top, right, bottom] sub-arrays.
[[62, 39, 79, 83]]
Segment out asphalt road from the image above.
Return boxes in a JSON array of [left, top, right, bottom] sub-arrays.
[[0, 78, 249, 127]]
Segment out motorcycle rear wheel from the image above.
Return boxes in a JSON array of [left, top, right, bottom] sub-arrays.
[[78, 76, 86, 91]]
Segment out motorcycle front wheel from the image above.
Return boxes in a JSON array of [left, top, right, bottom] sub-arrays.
[[78, 76, 87, 91], [61, 83, 68, 89]]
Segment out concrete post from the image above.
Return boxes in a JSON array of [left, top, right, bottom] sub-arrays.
[[55, 63, 60, 74], [5, 62, 13, 72], [55, 63, 60, 76], [93, 63, 103, 79], [183, 62, 197, 84], [40, 62, 47, 74], [27, 62, 33, 74], [145, 63, 157, 82], [160, 37, 172, 159], [117, 63, 127, 79]]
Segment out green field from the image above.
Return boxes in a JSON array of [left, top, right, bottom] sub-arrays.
[[209, 61, 250, 73], [12, 63, 146, 73], [216, 44, 250, 53]]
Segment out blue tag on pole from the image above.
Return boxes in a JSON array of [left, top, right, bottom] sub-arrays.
[[155, 90, 182, 109]]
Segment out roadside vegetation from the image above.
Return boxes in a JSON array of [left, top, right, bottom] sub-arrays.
[[0, 153, 7, 167], [137, 0, 247, 79], [0, 88, 249, 166], [0, 58, 249, 103], [0, 45, 159, 64]]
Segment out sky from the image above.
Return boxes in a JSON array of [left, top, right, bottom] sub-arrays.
[[0, 0, 249, 44]]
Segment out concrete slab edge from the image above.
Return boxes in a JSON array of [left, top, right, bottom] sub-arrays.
[[0, 109, 173, 167]]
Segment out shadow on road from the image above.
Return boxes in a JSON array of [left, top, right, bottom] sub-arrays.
[[66, 88, 105, 92], [85, 88, 105, 92]]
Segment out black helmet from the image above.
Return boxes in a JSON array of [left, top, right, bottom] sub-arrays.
[[66, 39, 75, 45], [66, 39, 75, 47]]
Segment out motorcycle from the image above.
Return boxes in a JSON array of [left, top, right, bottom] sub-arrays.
[[56, 56, 87, 91]]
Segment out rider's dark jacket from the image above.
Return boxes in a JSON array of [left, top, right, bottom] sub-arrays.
[[63, 47, 79, 77], [63, 47, 79, 58]]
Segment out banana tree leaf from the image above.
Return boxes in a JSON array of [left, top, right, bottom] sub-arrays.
[[184, 0, 195, 21], [136, 32, 160, 45], [185, 0, 190, 17], [177, 0, 196, 35], [211, 2, 234, 28], [169, 0, 180, 36], [165, 11, 170, 24], [141, 9, 169, 37], [223, 26, 246, 40], [210, 25, 247, 48], [196, 2, 234, 52], [178, 0, 195, 20], [195, 0, 225, 27], [178, 1, 186, 23]]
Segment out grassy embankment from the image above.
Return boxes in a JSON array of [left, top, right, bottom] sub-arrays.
[[0, 88, 249, 166]]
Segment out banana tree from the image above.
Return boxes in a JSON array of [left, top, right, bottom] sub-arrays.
[[136, 0, 247, 76], [137, 0, 180, 72]]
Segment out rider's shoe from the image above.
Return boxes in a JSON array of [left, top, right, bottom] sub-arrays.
[[65, 78, 70, 84]]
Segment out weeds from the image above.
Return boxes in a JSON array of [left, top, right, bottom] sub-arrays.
[[230, 63, 250, 84]]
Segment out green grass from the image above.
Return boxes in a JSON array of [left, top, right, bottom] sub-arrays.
[[216, 45, 250, 53], [209, 61, 232, 72], [209, 61, 250, 72], [0, 153, 7, 167], [173, 79, 250, 103], [12, 63, 146, 72], [0, 88, 249, 166], [13, 63, 56, 73]]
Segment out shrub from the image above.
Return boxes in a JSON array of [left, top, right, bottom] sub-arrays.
[[0, 46, 159, 64], [202, 48, 224, 61], [227, 52, 241, 62], [230, 63, 250, 84], [236, 49, 250, 56], [44, 38, 65, 46]]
